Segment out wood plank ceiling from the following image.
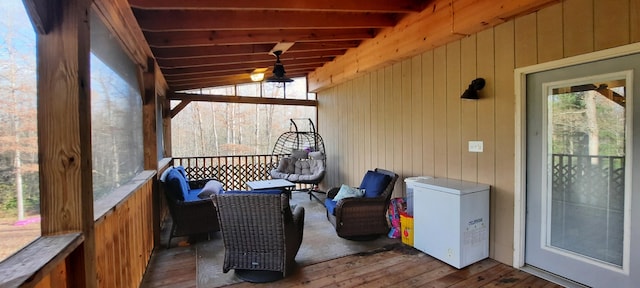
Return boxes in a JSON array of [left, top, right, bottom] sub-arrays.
[[128, 0, 431, 91]]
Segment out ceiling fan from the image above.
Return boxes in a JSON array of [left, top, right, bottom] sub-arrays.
[[266, 50, 293, 83]]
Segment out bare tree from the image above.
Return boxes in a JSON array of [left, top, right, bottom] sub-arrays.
[[169, 81, 316, 157], [0, 4, 37, 220], [584, 91, 599, 164], [193, 102, 206, 154], [210, 102, 219, 154]]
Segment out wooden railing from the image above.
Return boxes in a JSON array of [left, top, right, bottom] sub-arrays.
[[174, 154, 308, 191], [26, 154, 311, 287], [93, 172, 155, 287], [29, 171, 157, 288]]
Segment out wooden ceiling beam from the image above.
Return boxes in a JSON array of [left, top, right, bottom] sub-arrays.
[[144, 28, 375, 47], [171, 74, 253, 85], [163, 60, 324, 77], [156, 49, 344, 68], [133, 9, 398, 31], [151, 44, 273, 58], [168, 92, 317, 107], [129, 0, 425, 13], [168, 67, 316, 82], [169, 78, 254, 90], [168, 72, 311, 89], [170, 100, 191, 118], [171, 74, 306, 91], [288, 41, 360, 52], [151, 41, 358, 59]]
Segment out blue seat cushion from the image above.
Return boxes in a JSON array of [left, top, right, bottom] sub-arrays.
[[184, 188, 203, 202], [166, 168, 190, 201], [324, 198, 338, 215], [359, 170, 392, 198]]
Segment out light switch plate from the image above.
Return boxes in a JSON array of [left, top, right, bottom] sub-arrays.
[[468, 141, 483, 152]]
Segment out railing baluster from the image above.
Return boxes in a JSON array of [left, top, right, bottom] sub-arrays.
[[173, 154, 292, 191]]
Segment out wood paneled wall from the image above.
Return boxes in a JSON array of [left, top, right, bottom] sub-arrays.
[[317, 0, 640, 265], [93, 179, 155, 287], [32, 177, 155, 287]]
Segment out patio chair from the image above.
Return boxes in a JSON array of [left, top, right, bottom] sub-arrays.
[[324, 168, 399, 240], [160, 166, 221, 248], [212, 192, 305, 283], [270, 118, 327, 203]]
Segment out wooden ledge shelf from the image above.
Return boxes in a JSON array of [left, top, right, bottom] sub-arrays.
[[0, 233, 83, 288]]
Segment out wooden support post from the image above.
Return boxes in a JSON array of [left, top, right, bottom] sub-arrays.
[[142, 57, 162, 246], [36, 0, 96, 287], [162, 96, 173, 157], [143, 57, 159, 170]]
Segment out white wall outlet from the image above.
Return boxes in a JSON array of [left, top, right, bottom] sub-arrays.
[[468, 141, 483, 152]]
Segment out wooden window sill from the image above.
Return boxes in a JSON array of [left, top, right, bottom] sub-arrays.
[[0, 233, 83, 287]]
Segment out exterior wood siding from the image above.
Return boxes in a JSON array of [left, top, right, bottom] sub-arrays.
[[317, 0, 640, 265]]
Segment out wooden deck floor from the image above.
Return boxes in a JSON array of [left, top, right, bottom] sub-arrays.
[[141, 243, 563, 288]]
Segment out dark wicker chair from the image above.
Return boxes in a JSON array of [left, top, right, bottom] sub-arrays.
[[325, 168, 399, 240], [212, 193, 305, 283], [161, 167, 220, 248]]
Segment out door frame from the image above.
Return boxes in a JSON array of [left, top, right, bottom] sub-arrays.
[[513, 42, 640, 269]]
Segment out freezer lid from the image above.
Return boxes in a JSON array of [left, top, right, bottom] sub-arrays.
[[404, 176, 433, 183], [412, 178, 490, 195]]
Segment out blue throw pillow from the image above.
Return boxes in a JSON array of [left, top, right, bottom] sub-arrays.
[[359, 170, 392, 198]]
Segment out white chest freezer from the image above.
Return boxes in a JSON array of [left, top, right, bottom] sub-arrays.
[[412, 178, 490, 269]]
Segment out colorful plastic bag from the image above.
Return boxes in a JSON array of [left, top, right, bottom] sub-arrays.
[[387, 197, 406, 238]]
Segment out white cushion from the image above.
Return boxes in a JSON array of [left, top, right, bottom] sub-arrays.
[[332, 184, 365, 202], [198, 180, 224, 199]]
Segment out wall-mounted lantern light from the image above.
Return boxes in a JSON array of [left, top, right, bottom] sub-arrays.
[[461, 78, 486, 100]]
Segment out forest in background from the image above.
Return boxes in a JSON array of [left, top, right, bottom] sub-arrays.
[[550, 86, 626, 157], [0, 0, 38, 220], [172, 102, 317, 157], [0, 0, 39, 263], [172, 81, 317, 157]]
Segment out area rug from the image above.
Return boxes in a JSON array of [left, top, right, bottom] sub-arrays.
[[195, 191, 400, 287]]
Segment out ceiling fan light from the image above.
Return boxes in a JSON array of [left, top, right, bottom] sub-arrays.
[[250, 72, 265, 82], [266, 75, 294, 83], [266, 50, 294, 83]]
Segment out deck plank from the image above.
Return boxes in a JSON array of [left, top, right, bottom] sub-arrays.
[[142, 242, 562, 288], [141, 245, 197, 288]]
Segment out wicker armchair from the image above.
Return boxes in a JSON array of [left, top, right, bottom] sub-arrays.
[[161, 167, 220, 248], [212, 193, 305, 282], [325, 168, 399, 240]]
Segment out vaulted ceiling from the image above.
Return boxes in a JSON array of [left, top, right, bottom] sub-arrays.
[[126, 0, 558, 92], [128, 0, 431, 91]]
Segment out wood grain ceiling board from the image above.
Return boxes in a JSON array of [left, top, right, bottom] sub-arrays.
[[128, 0, 557, 91], [129, 0, 428, 90]]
